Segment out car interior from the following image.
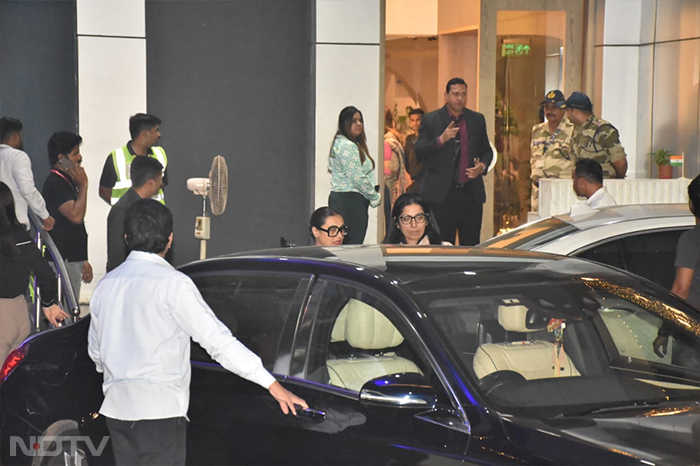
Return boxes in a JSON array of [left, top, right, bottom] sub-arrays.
[[325, 298, 423, 391], [473, 304, 580, 380]]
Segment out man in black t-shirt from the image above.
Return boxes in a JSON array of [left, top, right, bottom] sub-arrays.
[[42, 131, 93, 304]]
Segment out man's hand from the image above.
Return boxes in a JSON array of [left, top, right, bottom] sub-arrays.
[[42, 304, 70, 327], [43, 216, 55, 231], [67, 164, 88, 189], [652, 335, 668, 358], [466, 157, 486, 179], [268, 381, 308, 415], [82, 261, 93, 284], [439, 121, 459, 145]]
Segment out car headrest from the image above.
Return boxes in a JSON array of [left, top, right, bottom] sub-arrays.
[[330, 305, 348, 342], [344, 299, 404, 350], [498, 305, 543, 333]]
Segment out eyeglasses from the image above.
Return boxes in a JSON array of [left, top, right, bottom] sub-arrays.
[[398, 213, 429, 225], [318, 224, 349, 237]]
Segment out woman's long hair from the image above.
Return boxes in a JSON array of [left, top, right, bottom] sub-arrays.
[[334, 106, 375, 169], [382, 192, 442, 245], [0, 182, 21, 257]]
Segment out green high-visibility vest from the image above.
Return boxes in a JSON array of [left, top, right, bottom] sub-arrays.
[[110, 145, 167, 205]]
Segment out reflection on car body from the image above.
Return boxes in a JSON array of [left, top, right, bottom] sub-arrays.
[[2, 245, 700, 465]]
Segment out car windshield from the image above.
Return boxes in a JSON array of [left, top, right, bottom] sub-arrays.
[[409, 273, 700, 418], [478, 217, 577, 250]]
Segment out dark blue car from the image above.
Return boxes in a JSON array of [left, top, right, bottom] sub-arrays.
[[3, 245, 700, 465]]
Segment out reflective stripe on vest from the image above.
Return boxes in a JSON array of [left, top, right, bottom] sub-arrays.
[[110, 146, 168, 205]]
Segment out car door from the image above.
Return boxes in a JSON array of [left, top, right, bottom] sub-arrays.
[[277, 277, 472, 465], [185, 270, 314, 465]]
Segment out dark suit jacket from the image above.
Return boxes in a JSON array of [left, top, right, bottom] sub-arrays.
[[413, 105, 492, 205]]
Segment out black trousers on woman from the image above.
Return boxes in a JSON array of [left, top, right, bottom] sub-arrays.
[[329, 191, 369, 245]]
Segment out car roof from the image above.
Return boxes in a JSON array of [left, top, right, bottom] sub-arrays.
[[554, 203, 692, 231], [179, 244, 635, 286]]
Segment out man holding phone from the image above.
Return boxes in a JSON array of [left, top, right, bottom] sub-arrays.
[[42, 131, 93, 305], [413, 77, 492, 245]]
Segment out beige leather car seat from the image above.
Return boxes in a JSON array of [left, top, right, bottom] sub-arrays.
[[327, 299, 422, 391], [473, 305, 580, 380]]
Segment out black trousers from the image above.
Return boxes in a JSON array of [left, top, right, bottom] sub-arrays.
[[106, 416, 187, 466], [329, 191, 370, 245], [433, 183, 483, 246]]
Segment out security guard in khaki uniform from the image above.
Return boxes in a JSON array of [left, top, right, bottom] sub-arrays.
[[530, 90, 575, 212], [99, 113, 168, 205], [565, 92, 627, 179]]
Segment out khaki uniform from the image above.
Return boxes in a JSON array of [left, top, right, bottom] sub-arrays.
[[530, 118, 574, 212], [570, 114, 626, 178]]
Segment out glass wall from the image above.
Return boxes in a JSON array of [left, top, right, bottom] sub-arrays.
[[494, 11, 566, 233]]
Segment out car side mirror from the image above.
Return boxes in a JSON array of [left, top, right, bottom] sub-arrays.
[[359, 373, 437, 409]]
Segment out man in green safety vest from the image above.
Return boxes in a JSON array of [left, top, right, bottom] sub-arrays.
[[99, 113, 168, 205]]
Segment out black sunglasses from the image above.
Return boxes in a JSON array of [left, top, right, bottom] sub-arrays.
[[317, 224, 349, 238]]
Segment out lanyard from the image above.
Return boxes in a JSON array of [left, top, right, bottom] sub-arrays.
[[50, 169, 79, 195], [542, 128, 569, 160]]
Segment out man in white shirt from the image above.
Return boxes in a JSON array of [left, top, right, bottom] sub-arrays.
[[573, 158, 617, 208], [0, 117, 54, 231], [88, 199, 306, 466]]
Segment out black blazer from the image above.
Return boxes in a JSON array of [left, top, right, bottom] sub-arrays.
[[413, 105, 492, 205]]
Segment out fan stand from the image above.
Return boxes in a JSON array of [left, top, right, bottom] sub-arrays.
[[195, 193, 211, 260]]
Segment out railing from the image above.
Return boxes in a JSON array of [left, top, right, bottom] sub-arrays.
[[28, 211, 80, 332]]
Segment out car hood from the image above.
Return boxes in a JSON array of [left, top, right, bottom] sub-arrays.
[[502, 403, 700, 465]]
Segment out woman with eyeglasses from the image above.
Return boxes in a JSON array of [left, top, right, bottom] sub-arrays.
[[328, 106, 381, 245], [383, 193, 446, 245], [309, 207, 349, 246]]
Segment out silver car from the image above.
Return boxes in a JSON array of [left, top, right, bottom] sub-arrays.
[[479, 204, 695, 290]]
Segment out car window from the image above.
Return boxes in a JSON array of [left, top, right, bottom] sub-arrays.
[[597, 306, 700, 370], [409, 273, 700, 418], [575, 239, 624, 270], [293, 279, 432, 394], [188, 272, 311, 371], [576, 229, 688, 289]]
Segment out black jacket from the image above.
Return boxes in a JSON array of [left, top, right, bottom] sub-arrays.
[[413, 105, 492, 205]]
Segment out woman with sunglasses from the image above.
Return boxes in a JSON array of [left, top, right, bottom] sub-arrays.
[[309, 207, 349, 246], [383, 193, 446, 245]]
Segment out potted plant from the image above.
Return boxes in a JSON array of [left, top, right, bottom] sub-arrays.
[[651, 149, 672, 179]]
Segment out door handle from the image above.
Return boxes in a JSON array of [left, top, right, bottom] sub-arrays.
[[296, 407, 326, 422]]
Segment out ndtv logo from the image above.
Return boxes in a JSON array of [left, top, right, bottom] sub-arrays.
[[9, 435, 109, 458]]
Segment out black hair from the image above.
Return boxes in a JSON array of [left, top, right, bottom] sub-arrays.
[[129, 113, 161, 140], [408, 108, 425, 117], [382, 192, 442, 245], [309, 206, 342, 240], [0, 117, 23, 143], [333, 106, 375, 169], [47, 131, 82, 166], [124, 199, 173, 254], [130, 156, 164, 189], [688, 175, 700, 219], [0, 182, 21, 257], [574, 158, 603, 185], [446, 77, 467, 94]]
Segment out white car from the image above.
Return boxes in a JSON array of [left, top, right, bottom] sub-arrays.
[[479, 204, 695, 290]]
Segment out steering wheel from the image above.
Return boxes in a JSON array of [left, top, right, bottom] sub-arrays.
[[478, 370, 526, 396]]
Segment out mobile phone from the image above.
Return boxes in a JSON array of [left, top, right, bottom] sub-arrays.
[[56, 156, 76, 171]]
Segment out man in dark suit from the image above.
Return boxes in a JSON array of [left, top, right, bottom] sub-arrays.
[[414, 77, 492, 245]]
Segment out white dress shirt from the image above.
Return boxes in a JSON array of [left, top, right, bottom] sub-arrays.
[[585, 186, 617, 208], [88, 251, 276, 421], [0, 144, 50, 228]]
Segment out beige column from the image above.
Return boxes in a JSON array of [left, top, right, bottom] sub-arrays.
[[77, 0, 147, 300]]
